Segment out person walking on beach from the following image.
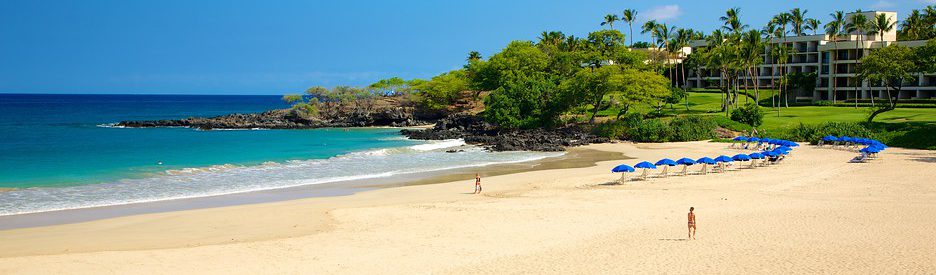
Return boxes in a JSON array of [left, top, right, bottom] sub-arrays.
[[687, 207, 697, 240], [474, 173, 482, 194]]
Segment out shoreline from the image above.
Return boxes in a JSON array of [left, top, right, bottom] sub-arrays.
[[0, 147, 625, 231], [1, 141, 934, 273]]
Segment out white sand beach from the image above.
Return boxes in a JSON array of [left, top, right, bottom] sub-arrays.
[[0, 141, 934, 274]]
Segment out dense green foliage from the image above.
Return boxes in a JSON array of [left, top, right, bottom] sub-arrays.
[[857, 42, 936, 122], [730, 102, 765, 127]]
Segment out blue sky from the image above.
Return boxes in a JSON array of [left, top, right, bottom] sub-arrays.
[[1, 0, 933, 95]]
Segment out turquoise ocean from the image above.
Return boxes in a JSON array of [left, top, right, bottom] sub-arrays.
[[0, 94, 561, 216]]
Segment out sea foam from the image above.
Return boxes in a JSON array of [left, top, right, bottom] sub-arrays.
[[0, 139, 562, 216]]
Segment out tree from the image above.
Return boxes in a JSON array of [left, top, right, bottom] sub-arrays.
[[614, 69, 672, 118], [466, 51, 482, 62], [622, 9, 638, 46], [601, 14, 619, 29], [788, 8, 809, 36], [741, 29, 764, 102], [563, 66, 625, 123], [869, 13, 895, 43], [484, 73, 569, 128], [857, 44, 916, 122], [825, 11, 846, 102], [585, 29, 627, 66], [846, 11, 869, 108], [411, 70, 469, 111], [719, 7, 748, 34], [730, 102, 765, 127], [805, 18, 821, 35]]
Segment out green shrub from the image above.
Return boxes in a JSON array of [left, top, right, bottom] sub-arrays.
[[669, 115, 718, 141], [626, 119, 672, 142], [730, 102, 764, 127], [621, 112, 645, 128], [592, 120, 627, 139], [779, 122, 877, 144], [710, 115, 750, 132], [814, 100, 834, 106]]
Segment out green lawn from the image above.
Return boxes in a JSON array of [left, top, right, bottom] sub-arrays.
[[600, 92, 936, 132]]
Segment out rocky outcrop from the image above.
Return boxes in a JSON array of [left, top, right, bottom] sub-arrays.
[[401, 115, 610, 152], [116, 107, 429, 130], [117, 107, 610, 152]]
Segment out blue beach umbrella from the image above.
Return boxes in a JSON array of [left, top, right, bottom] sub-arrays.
[[748, 137, 761, 143], [611, 164, 635, 173], [840, 136, 853, 143], [732, 154, 751, 161], [714, 155, 734, 163], [732, 136, 747, 141], [773, 148, 790, 155], [761, 138, 773, 144], [775, 146, 792, 152], [696, 157, 717, 165], [676, 158, 697, 165], [786, 141, 800, 147], [634, 161, 657, 178], [748, 152, 765, 159], [822, 135, 838, 142], [634, 161, 657, 169], [655, 158, 678, 166], [762, 151, 779, 157]]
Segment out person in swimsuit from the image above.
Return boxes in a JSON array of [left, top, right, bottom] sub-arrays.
[[474, 173, 482, 194], [688, 207, 696, 240]]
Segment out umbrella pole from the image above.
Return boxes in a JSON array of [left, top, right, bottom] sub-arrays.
[[702, 164, 707, 175]]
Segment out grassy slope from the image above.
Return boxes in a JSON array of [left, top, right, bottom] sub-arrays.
[[595, 92, 936, 148]]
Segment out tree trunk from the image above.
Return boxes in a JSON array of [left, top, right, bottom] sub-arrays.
[[867, 85, 899, 123]]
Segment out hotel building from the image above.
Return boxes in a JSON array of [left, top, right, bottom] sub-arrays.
[[685, 11, 935, 101]]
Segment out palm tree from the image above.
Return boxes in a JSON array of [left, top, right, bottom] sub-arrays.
[[825, 11, 846, 102], [789, 8, 809, 36], [771, 12, 792, 108], [466, 51, 482, 62], [719, 8, 748, 34], [651, 23, 676, 87], [622, 9, 638, 46], [846, 11, 868, 108], [641, 20, 658, 37], [805, 18, 821, 35], [869, 13, 895, 44], [741, 29, 764, 102], [900, 10, 925, 40], [537, 31, 565, 46], [601, 14, 619, 29]]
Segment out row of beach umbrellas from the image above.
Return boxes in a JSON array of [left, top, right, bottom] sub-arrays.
[[731, 136, 800, 148], [611, 143, 795, 181], [821, 135, 888, 157]]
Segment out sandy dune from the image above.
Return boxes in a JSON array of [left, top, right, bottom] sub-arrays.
[[0, 141, 934, 274]]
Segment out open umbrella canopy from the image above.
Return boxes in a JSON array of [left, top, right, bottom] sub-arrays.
[[786, 141, 800, 147], [775, 146, 792, 152], [773, 148, 790, 155], [634, 161, 657, 169], [696, 157, 717, 164], [676, 158, 696, 165], [747, 137, 761, 142], [714, 155, 734, 163], [761, 138, 773, 144], [822, 135, 838, 141], [840, 136, 853, 143], [748, 152, 765, 159], [612, 164, 635, 173], [732, 154, 752, 161], [655, 158, 678, 166], [762, 151, 779, 157], [732, 136, 747, 141]]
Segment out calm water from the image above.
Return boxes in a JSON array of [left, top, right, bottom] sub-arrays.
[[0, 94, 561, 216]]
